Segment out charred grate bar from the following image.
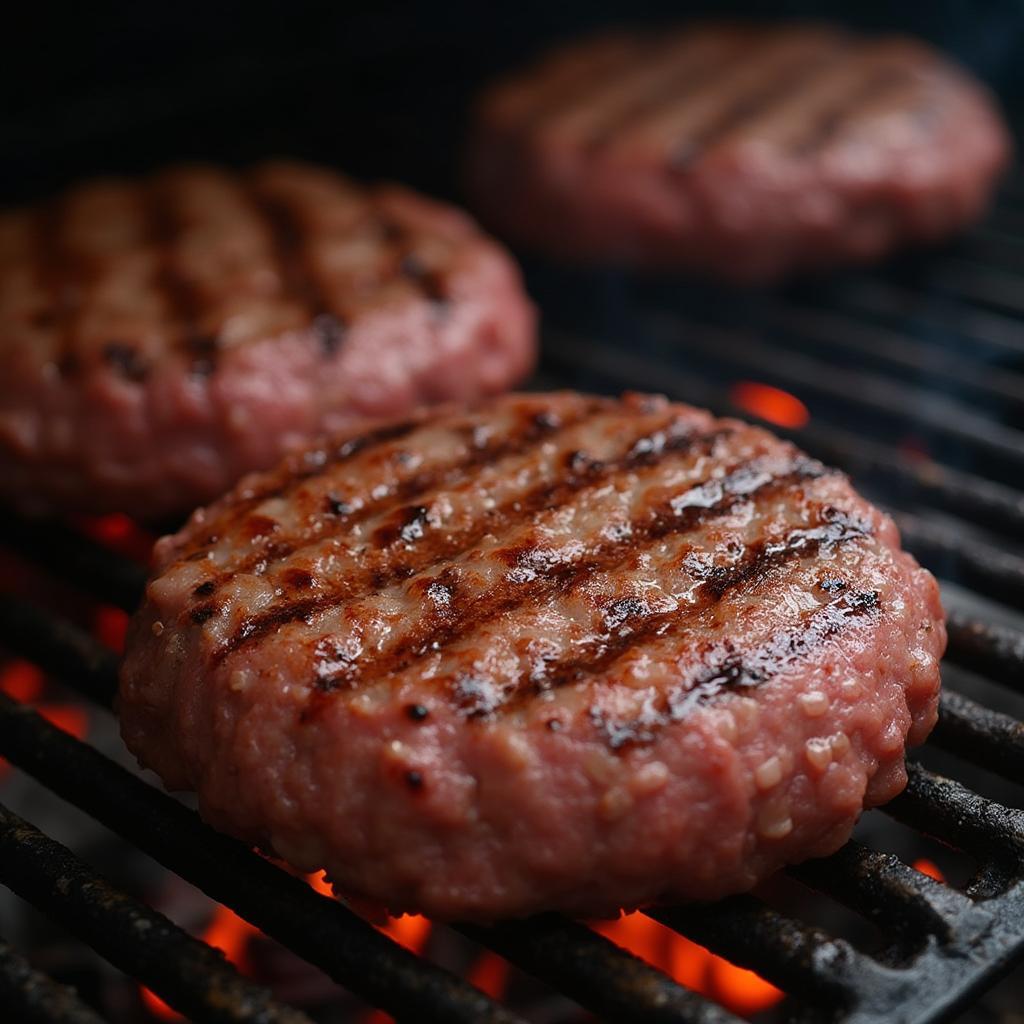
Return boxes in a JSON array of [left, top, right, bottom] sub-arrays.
[[0, 935, 108, 1024], [4, 520, 1024, 1023], [0, 803, 313, 1024]]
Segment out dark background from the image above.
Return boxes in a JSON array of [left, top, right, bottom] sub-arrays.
[[2, 1, 1022, 206]]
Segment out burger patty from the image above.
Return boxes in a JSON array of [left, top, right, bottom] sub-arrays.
[[0, 162, 535, 520], [465, 24, 1010, 281], [119, 391, 945, 921]]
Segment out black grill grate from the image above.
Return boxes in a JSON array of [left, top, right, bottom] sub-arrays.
[[6, 177, 1024, 1024]]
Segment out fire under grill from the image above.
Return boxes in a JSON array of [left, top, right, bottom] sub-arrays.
[[6, 163, 1024, 1024]]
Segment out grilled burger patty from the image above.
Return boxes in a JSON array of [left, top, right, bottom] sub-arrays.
[[120, 392, 945, 920], [466, 24, 1009, 281], [0, 162, 535, 520]]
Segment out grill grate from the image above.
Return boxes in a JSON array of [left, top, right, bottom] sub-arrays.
[[6, 174, 1024, 1024]]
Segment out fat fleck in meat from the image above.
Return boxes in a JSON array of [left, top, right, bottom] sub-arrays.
[[466, 24, 1010, 281], [119, 391, 945, 920]]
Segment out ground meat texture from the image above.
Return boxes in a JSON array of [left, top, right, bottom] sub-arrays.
[[465, 24, 1010, 282], [119, 391, 945, 921], [0, 162, 536, 520]]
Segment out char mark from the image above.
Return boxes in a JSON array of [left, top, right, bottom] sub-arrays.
[[587, 33, 751, 152], [792, 65, 910, 156], [591, 586, 881, 749], [499, 504, 871, 716], [145, 182, 210, 371], [215, 416, 726, 667], [331, 452, 831, 693], [248, 183, 343, 353], [102, 342, 148, 382], [209, 398, 607, 592], [398, 250, 449, 307], [668, 43, 847, 171]]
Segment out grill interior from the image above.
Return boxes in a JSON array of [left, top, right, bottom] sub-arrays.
[[5, 26, 1024, 1024]]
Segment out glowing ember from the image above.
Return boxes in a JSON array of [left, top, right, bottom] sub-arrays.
[[93, 605, 130, 653], [709, 955, 784, 1016], [76, 514, 156, 563], [913, 857, 945, 882], [466, 951, 511, 1000], [594, 910, 783, 1017], [730, 381, 810, 430], [0, 660, 45, 702], [37, 704, 89, 741], [140, 986, 178, 1021]]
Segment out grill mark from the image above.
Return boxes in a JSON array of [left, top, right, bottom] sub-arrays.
[[397, 250, 449, 307], [587, 32, 752, 153], [204, 398, 607, 586], [668, 44, 846, 170], [34, 200, 77, 375], [590, 588, 881, 749], [791, 66, 912, 156], [210, 416, 424, 530], [296, 453, 831, 711], [146, 183, 206, 378], [523, 35, 655, 130], [213, 414, 729, 664], [496, 508, 872, 719], [248, 184, 346, 356]]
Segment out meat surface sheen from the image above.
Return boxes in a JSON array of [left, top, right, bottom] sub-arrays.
[[466, 24, 1010, 281], [119, 392, 945, 920], [0, 162, 535, 520]]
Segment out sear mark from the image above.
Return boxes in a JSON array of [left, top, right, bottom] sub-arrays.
[[190, 603, 217, 625], [102, 342, 148, 382], [312, 313, 346, 356], [591, 588, 883, 750]]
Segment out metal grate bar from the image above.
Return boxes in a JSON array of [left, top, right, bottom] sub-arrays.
[[945, 610, 1024, 691], [0, 595, 118, 706], [789, 840, 970, 942], [932, 689, 1024, 779], [0, 514, 147, 611], [645, 314, 1024, 474], [0, 935, 110, 1024], [890, 511, 1024, 612], [458, 916, 742, 1024], [0, 693, 525, 1024], [791, 423, 1024, 539], [541, 330, 1024, 542], [885, 763, 1024, 867], [648, 897, 864, 1005], [0, 803, 312, 1024], [752, 300, 1024, 408]]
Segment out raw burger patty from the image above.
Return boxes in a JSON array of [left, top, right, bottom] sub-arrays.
[[119, 391, 945, 921], [466, 23, 1010, 281], [0, 162, 535, 520]]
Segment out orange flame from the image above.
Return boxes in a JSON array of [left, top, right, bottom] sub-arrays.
[[730, 381, 810, 430], [913, 858, 945, 882], [594, 911, 783, 1018], [141, 904, 260, 1019]]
